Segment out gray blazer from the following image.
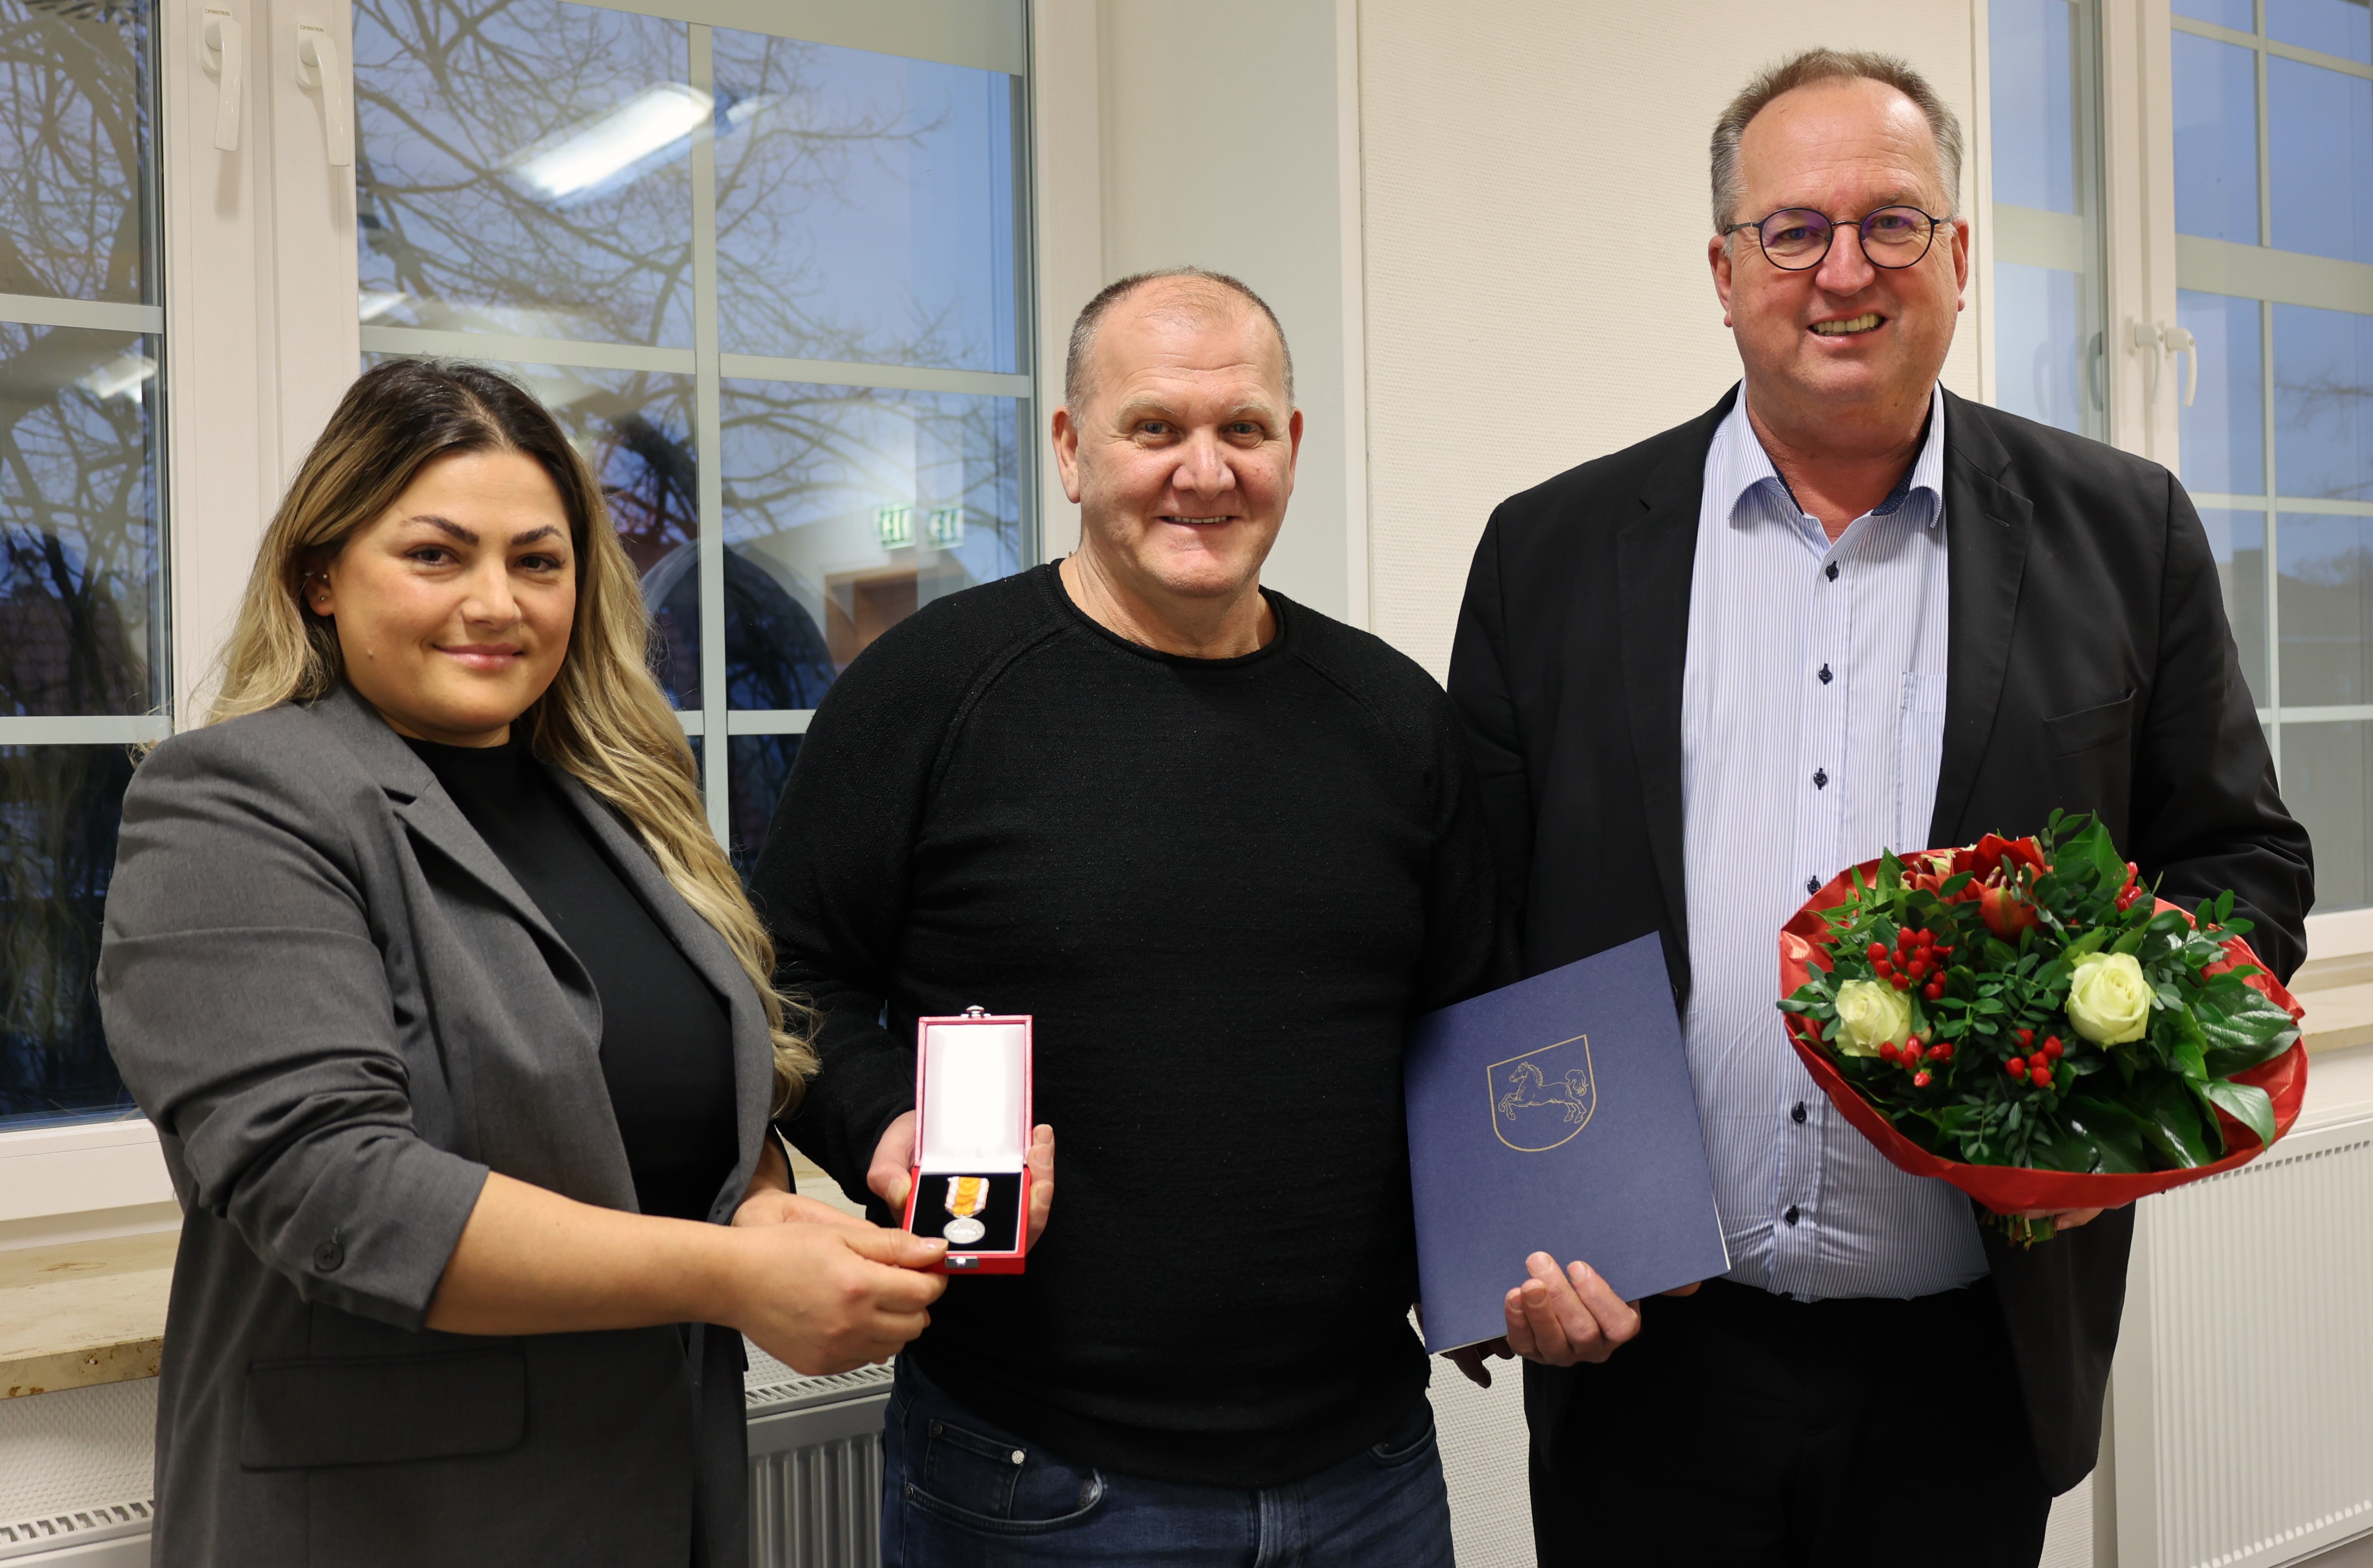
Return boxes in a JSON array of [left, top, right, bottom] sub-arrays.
[[98, 685, 775, 1568]]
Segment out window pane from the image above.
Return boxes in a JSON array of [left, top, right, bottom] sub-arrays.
[[2175, 0, 2258, 25], [2273, 302, 2373, 502], [2278, 512, 2373, 704], [2268, 56, 2373, 263], [721, 381, 1024, 710], [727, 733, 798, 881], [1995, 264, 2093, 432], [1992, 0, 2081, 213], [713, 30, 1018, 372], [0, 322, 163, 716], [2179, 290, 2267, 495], [2268, 0, 2373, 63], [354, 0, 693, 347], [2174, 31, 2261, 244], [1, 744, 134, 1123], [0, 0, 153, 303], [2281, 719, 2373, 907], [2201, 507, 2270, 704]]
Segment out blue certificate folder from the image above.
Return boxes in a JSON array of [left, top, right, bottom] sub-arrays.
[[1405, 934, 1730, 1353]]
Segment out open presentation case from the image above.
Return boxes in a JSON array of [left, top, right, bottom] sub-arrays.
[[900, 1009, 1032, 1274]]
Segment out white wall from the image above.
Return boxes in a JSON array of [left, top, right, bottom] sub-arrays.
[[1031, 0, 1365, 624], [1356, 0, 1988, 678]]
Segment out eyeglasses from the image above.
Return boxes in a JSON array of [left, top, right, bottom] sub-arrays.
[[1722, 206, 1950, 271]]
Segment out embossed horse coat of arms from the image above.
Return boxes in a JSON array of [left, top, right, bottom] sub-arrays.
[[1489, 1036, 1596, 1152]]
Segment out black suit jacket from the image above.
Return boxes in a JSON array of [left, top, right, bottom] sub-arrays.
[[1446, 385, 2313, 1495]]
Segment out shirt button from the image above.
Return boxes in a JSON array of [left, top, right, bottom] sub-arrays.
[[1792, 1102, 1808, 1123], [1825, 561, 1839, 581], [313, 1239, 345, 1272], [1784, 1205, 1802, 1227], [1818, 663, 1833, 684], [1812, 768, 1829, 789], [1804, 877, 1819, 896]]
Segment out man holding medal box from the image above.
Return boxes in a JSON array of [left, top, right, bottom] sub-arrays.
[[753, 268, 1503, 1564]]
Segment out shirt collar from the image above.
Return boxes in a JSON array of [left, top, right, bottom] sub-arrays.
[[1711, 382, 1946, 531]]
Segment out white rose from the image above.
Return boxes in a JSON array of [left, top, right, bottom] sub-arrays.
[[1832, 979, 1913, 1057], [2066, 951, 2153, 1045]]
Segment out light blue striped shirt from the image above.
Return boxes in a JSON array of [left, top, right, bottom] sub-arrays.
[[1680, 384, 1987, 1301]]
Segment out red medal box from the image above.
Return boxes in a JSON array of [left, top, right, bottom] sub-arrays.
[[901, 1009, 1033, 1274]]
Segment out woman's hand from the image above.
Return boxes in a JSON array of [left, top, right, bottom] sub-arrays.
[[721, 1221, 949, 1376]]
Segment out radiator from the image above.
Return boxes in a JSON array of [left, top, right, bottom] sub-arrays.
[[2110, 1112, 2373, 1568], [743, 1348, 890, 1568]]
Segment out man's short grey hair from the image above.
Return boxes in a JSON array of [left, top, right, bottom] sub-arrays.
[[1710, 49, 1965, 232], [1063, 267, 1295, 411]]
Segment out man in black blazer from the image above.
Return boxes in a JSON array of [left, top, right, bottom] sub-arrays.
[[1446, 49, 2311, 1568]]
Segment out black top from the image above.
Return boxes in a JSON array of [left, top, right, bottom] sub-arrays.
[[1445, 385, 2313, 1495], [753, 564, 1504, 1488], [405, 735, 739, 1224]]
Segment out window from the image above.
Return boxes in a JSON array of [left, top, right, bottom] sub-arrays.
[[0, 0, 165, 1128], [350, 0, 1034, 875], [2170, 0, 2373, 906], [1991, 0, 2112, 439]]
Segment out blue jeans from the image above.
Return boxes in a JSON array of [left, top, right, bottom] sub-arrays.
[[880, 1357, 1453, 1567]]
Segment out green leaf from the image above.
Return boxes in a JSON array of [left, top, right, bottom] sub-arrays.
[[2060, 1095, 2153, 1172], [2194, 988, 2300, 1076], [2199, 1079, 2277, 1147], [2130, 1071, 2219, 1167]]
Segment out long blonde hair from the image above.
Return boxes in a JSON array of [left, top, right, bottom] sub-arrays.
[[209, 358, 818, 1112]]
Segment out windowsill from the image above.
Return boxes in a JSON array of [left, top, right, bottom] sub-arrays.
[[0, 1226, 175, 1399]]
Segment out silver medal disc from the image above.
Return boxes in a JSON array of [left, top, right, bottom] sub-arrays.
[[943, 1216, 987, 1246]]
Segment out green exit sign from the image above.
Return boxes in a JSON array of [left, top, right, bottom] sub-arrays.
[[875, 505, 914, 548]]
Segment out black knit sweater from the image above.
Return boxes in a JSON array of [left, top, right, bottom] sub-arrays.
[[753, 564, 1502, 1487]]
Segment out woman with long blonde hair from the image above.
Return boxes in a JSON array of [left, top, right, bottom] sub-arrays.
[[99, 359, 946, 1568]]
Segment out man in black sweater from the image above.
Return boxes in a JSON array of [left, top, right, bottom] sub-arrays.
[[753, 269, 1502, 1565]]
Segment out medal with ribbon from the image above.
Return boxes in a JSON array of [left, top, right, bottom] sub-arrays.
[[942, 1176, 989, 1245]]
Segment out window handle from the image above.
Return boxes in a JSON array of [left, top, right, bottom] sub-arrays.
[[294, 24, 352, 168], [2162, 325, 2199, 409], [198, 7, 242, 152]]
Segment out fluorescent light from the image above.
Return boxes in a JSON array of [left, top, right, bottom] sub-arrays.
[[511, 84, 711, 202], [357, 290, 408, 323], [78, 353, 156, 403]]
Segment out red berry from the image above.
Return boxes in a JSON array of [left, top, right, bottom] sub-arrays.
[[2031, 1066, 2053, 1088], [1918, 928, 1934, 944], [2016, 1028, 2034, 1047], [1907, 959, 1928, 981], [1868, 941, 1887, 962], [2007, 1056, 2026, 1077], [1879, 1041, 1899, 1062], [1923, 980, 1945, 1000], [1938, 1042, 1954, 1059], [1891, 974, 1910, 991], [1913, 1071, 1932, 1087], [2043, 1038, 2064, 1061], [1928, 1044, 1948, 1061], [1934, 944, 1953, 957], [1873, 956, 1893, 975]]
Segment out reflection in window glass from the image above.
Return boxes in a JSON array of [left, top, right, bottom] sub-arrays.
[[2174, 32, 2261, 243], [1996, 264, 2090, 431], [713, 29, 1017, 372], [0, 324, 164, 717], [2174, 0, 2257, 24], [720, 380, 1023, 708], [2267, 0, 2373, 63], [2178, 290, 2266, 495], [2268, 56, 2373, 264], [727, 733, 798, 881], [0, 1, 153, 303], [2274, 303, 2373, 502], [2200, 508, 2269, 704], [353, 0, 694, 346], [2283, 719, 2373, 906], [0, 744, 135, 1123], [2278, 512, 2373, 704], [1991, 0, 2079, 213]]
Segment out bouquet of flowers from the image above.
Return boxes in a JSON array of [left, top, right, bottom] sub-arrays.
[[1777, 811, 2307, 1244]]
